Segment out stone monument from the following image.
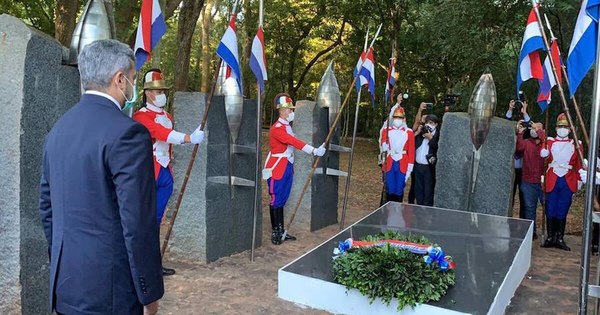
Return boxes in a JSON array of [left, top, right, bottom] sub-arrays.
[[286, 63, 344, 232], [169, 92, 261, 262], [286, 100, 344, 231], [434, 112, 515, 216], [1, 14, 81, 314]]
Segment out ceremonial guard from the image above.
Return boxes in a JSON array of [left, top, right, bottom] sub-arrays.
[[380, 107, 415, 202], [264, 93, 326, 245], [133, 69, 205, 275], [540, 113, 583, 251]]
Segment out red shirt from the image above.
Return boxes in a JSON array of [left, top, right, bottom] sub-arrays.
[[516, 129, 545, 184]]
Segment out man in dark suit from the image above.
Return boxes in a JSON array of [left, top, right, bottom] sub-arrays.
[[413, 113, 440, 206], [39, 40, 163, 315]]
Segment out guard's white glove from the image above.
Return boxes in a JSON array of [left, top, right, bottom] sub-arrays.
[[405, 163, 414, 183], [190, 128, 205, 144], [540, 148, 549, 158], [580, 169, 588, 183], [313, 143, 326, 157], [381, 143, 390, 152]]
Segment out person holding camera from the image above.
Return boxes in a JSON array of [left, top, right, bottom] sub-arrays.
[[516, 120, 546, 240], [380, 107, 415, 202], [540, 113, 584, 251], [508, 99, 530, 220], [413, 111, 440, 206], [506, 99, 531, 122], [406, 102, 429, 204]]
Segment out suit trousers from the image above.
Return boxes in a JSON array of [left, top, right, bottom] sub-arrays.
[[414, 163, 435, 206]]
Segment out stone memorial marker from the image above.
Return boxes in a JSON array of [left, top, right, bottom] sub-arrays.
[[434, 112, 515, 216], [1, 14, 81, 314]]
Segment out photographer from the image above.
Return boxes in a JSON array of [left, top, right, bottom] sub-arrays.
[[414, 113, 440, 206], [406, 102, 429, 204], [506, 99, 531, 122], [516, 120, 545, 240]]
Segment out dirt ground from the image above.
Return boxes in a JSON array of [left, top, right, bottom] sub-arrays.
[[158, 136, 595, 315]]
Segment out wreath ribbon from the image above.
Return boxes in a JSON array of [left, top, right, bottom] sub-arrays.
[[333, 238, 456, 271]]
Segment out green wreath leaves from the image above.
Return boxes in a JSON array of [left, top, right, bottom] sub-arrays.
[[332, 231, 456, 311]]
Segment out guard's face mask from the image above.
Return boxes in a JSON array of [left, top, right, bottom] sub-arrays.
[[556, 127, 569, 138]]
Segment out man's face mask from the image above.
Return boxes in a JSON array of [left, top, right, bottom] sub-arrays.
[[530, 129, 538, 138], [119, 75, 137, 112]]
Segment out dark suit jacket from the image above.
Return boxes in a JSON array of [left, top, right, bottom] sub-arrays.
[[415, 129, 440, 166], [39, 93, 164, 314]]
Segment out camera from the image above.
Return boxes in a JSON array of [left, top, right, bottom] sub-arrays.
[[443, 93, 460, 106], [424, 102, 433, 110], [425, 125, 434, 134], [514, 90, 525, 112]]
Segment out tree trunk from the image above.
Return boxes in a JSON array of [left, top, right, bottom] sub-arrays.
[[113, 0, 138, 43], [200, 0, 215, 92], [173, 0, 205, 91], [54, 0, 79, 46]]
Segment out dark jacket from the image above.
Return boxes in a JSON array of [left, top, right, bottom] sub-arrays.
[[415, 128, 440, 166], [39, 93, 164, 314]]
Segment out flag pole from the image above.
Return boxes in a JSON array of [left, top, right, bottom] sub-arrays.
[[532, 1, 586, 165], [250, 0, 264, 262], [161, 1, 239, 256], [578, 1, 600, 313], [340, 28, 370, 230], [543, 14, 590, 146], [287, 24, 382, 236]]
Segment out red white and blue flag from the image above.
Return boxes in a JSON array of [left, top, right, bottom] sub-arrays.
[[385, 57, 396, 102], [249, 26, 268, 94], [353, 50, 368, 92], [566, 0, 600, 97], [516, 7, 545, 95], [133, 0, 167, 71], [353, 47, 375, 104], [537, 40, 561, 112], [217, 13, 243, 93]]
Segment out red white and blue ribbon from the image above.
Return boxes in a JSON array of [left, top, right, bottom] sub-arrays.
[[333, 238, 456, 271]]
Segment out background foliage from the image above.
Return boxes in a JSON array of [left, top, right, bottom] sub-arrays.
[[0, 0, 592, 140]]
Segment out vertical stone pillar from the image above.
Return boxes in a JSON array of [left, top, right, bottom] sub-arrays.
[[286, 100, 340, 232], [169, 92, 261, 262], [434, 112, 515, 216], [0, 14, 81, 314]]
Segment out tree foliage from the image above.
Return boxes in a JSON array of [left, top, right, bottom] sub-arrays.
[[0, 0, 589, 137]]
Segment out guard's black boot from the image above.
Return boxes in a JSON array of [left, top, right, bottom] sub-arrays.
[[270, 206, 282, 245], [277, 207, 296, 241], [271, 229, 282, 245], [541, 216, 556, 248], [555, 218, 571, 251], [386, 193, 401, 203]]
